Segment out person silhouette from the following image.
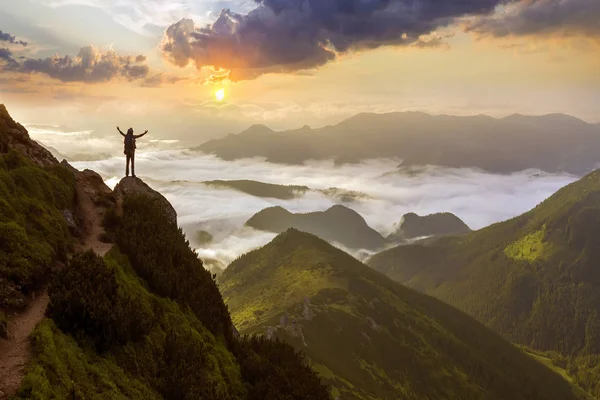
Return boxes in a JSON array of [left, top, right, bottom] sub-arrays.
[[117, 126, 148, 177]]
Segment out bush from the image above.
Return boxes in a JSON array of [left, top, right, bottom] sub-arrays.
[[111, 195, 233, 342], [48, 251, 153, 352]]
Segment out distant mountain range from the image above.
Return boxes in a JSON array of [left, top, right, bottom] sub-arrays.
[[245, 205, 471, 251], [196, 112, 600, 174], [368, 168, 600, 397], [219, 229, 585, 400]]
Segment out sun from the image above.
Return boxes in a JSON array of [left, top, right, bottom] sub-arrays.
[[215, 88, 225, 102]]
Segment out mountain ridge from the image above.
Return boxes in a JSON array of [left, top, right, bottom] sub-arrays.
[[196, 111, 600, 174], [220, 228, 585, 400]]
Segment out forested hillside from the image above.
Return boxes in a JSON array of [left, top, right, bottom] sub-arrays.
[[369, 170, 600, 396], [219, 229, 586, 400]]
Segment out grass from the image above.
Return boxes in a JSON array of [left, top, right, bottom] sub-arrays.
[[15, 319, 161, 400], [504, 227, 554, 262]]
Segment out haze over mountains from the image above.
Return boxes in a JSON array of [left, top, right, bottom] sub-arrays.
[[197, 112, 600, 174]]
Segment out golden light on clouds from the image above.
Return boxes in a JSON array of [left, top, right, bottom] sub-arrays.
[[215, 88, 225, 102]]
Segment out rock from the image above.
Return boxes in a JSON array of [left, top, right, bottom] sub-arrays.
[[231, 323, 240, 339], [113, 177, 177, 226], [302, 297, 316, 320], [365, 317, 382, 333], [61, 209, 80, 236]]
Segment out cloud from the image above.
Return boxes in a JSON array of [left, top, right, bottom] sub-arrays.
[[0, 30, 28, 46], [71, 149, 577, 266], [160, 0, 504, 80], [141, 72, 186, 87], [3, 45, 151, 83], [465, 0, 600, 39], [37, 0, 257, 36]]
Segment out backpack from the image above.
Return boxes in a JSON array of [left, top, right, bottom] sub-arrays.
[[124, 134, 136, 153]]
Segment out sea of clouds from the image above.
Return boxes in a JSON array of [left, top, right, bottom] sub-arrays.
[[29, 124, 579, 268]]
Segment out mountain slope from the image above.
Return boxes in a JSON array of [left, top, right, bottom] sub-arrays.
[[0, 104, 330, 400], [246, 205, 386, 250], [196, 111, 600, 174], [368, 169, 600, 396], [219, 229, 583, 400]]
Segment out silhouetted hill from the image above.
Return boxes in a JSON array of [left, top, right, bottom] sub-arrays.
[[246, 205, 386, 250], [387, 212, 471, 241], [203, 179, 370, 202], [196, 111, 600, 174], [204, 179, 309, 200], [368, 169, 600, 396], [219, 229, 583, 400]]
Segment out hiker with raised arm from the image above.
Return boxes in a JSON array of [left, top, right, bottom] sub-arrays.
[[117, 126, 148, 177]]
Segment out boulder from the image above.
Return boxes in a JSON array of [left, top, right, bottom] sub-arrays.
[[113, 177, 177, 226]]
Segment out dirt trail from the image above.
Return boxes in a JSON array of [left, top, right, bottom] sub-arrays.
[[0, 172, 113, 399]]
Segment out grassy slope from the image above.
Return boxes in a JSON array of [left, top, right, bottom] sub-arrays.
[[0, 150, 75, 309], [16, 194, 330, 400], [368, 170, 600, 397], [220, 229, 584, 400]]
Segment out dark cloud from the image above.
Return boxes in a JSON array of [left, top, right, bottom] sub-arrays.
[[0, 30, 27, 46], [3, 45, 151, 83], [161, 0, 503, 80], [465, 0, 600, 38]]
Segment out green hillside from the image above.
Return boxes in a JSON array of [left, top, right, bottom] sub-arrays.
[[0, 104, 330, 400], [368, 169, 600, 396], [14, 194, 330, 400], [219, 229, 584, 400]]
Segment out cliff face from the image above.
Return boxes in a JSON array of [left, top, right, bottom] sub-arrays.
[[0, 104, 58, 166], [114, 176, 178, 226]]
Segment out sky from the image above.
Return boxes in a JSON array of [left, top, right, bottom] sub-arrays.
[[1, 0, 599, 146]]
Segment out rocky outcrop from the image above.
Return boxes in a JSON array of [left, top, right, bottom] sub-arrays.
[[388, 212, 471, 241], [114, 177, 177, 226], [0, 104, 58, 166]]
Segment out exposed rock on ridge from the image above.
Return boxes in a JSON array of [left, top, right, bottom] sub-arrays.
[[114, 176, 178, 226]]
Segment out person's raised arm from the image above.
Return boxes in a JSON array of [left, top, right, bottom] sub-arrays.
[[117, 126, 126, 137], [134, 130, 148, 139]]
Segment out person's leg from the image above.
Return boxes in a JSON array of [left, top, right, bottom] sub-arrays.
[[131, 151, 135, 177], [126, 153, 130, 177]]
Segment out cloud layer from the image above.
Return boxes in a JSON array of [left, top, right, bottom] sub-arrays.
[[160, 0, 502, 80], [465, 0, 600, 38], [70, 149, 577, 266]]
